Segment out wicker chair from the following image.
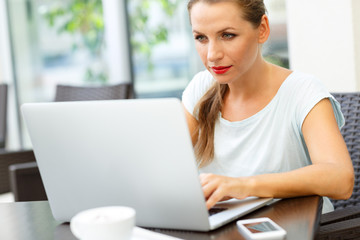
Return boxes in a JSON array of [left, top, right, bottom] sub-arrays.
[[7, 82, 134, 201], [0, 150, 36, 194], [316, 92, 360, 239], [54, 82, 134, 101], [0, 84, 7, 149]]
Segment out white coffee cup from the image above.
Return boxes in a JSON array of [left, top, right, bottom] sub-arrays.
[[70, 206, 136, 240]]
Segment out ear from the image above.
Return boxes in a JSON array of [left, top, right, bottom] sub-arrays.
[[258, 15, 270, 44]]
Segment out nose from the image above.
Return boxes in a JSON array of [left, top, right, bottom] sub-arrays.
[[207, 41, 224, 63]]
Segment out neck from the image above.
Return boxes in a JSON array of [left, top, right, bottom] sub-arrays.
[[226, 58, 272, 100]]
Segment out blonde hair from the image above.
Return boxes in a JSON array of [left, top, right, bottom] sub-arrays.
[[188, 0, 267, 167], [188, 0, 266, 28], [193, 83, 228, 167]]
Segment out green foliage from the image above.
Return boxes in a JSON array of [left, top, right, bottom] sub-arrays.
[[85, 68, 107, 84], [43, 0, 106, 83], [128, 0, 181, 70], [264, 54, 289, 69], [44, 0, 104, 57], [43, 0, 180, 82]]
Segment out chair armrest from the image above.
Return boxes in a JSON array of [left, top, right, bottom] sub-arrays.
[[0, 150, 36, 194], [316, 217, 360, 240], [9, 161, 47, 201], [320, 206, 360, 225], [9, 161, 38, 172]]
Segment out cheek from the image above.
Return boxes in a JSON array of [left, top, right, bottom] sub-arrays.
[[195, 44, 208, 62], [230, 41, 258, 65]]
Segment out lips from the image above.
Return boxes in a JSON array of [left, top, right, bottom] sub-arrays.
[[211, 66, 232, 74]]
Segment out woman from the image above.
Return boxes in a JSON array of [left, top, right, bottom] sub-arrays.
[[182, 0, 354, 213]]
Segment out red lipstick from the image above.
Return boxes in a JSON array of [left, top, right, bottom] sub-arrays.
[[211, 66, 232, 74]]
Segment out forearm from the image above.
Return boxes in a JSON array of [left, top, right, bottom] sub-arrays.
[[200, 162, 353, 209], [246, 163, 354, 200]]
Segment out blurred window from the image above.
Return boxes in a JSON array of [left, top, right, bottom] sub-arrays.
[[7, 0, 106, 104], [6, 0, 107, 147], [126, 0, 201, 98]]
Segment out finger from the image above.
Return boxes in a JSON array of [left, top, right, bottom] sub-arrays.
[[199, 173, 213, 186], [220, 196, 232, 202], [202, 180, 217, 200], [206, 188, 226, 209]]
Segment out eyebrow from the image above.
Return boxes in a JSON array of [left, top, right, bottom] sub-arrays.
[[192, 27, 237, 35]]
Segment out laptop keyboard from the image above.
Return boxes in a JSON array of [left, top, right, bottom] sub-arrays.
[[208, 207, 228, 216]]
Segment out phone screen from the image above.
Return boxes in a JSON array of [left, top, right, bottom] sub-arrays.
[[244, 221, 278, 234]]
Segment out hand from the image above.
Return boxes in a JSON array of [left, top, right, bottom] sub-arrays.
[[199, 173, 250, 209]]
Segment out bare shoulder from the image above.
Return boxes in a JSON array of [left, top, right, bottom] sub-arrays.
[[266, 63, 293, 94], [271, 64, 292, 85]]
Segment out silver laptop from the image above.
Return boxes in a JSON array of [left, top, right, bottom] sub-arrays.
[[21, 98, 272, 231]]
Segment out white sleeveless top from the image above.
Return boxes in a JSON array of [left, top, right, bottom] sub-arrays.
[[182, 70, 344, 213]]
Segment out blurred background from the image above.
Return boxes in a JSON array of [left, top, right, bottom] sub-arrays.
[[1, 0, 359, 150], [0, 0, 288, 149], [2, 0, 288, 98]]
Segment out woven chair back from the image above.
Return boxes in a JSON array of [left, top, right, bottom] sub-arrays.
[[54, 83, 134, 102], [331, 92, 360, 209], [0, 150, 36, 194]]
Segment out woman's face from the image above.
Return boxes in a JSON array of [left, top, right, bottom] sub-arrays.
[[190, 1, 267, 84]]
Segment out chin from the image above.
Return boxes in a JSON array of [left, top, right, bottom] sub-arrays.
[[210, 74, 233, 85]]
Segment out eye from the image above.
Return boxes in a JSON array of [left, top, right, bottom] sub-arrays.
[[222, 33, 236, 40], [194, 35, 207, 43]]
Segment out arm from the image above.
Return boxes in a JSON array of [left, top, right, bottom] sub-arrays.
[[201, 98, 354, 209]]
